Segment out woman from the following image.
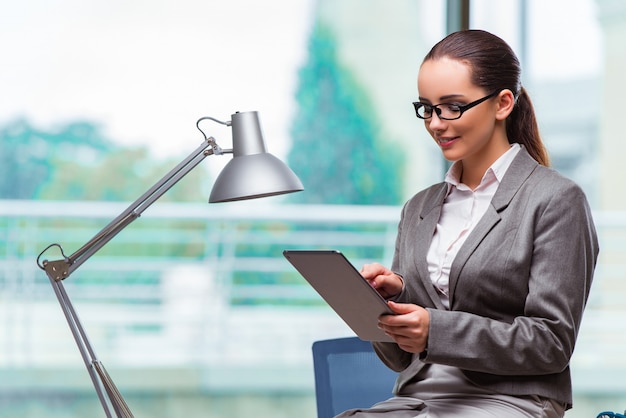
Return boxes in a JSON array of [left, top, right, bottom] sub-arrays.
[[336, 30, 599, 418]]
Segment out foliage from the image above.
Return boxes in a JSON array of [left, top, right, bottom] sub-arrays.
[[287, 21, 405, 205], [38, 147, 210, 202], [0, 119, 112, 199], [0, 118, 209, 202]]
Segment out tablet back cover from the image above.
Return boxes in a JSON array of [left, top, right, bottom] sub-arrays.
[[283, 250, 393, 342]]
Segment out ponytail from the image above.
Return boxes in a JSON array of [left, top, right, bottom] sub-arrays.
[[507, 87, 550, 166]]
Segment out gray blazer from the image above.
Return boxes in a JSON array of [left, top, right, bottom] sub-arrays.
[[373, 148, 599, 409]]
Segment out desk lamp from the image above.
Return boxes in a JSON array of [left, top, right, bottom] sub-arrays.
[[36, 111, 303, 417]]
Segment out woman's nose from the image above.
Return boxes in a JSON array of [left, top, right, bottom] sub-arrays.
[[428, 112, 447, 129]]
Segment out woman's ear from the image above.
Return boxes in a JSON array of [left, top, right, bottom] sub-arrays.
[[495, 89, 515, 120]]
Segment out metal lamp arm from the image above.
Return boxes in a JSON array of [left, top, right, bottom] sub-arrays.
[[35, 134, 227, 418], [38, 137, 225, 279]]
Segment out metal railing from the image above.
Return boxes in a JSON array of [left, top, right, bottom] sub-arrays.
[[0, 200, 625, 395]]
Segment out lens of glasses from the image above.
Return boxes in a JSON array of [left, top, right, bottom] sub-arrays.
[[414, 103, 432, 119], [438, 104, 462, 119], [413, 103, 462, 120]]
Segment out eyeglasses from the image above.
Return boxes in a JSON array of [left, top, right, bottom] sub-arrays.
[[412, 91, 499, 121]]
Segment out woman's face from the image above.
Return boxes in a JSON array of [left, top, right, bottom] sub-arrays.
[[417, 57, 506, 165]]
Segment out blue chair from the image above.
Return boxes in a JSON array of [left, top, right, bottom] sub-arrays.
[[312, 336, 399, 418], [597, 412, 626, 418]]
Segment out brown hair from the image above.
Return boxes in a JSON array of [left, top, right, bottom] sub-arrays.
[[423, 30, 550, 166]]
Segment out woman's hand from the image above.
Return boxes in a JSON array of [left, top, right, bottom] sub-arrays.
[[378, 301, 430, 354], [360, 262, 404, 299]]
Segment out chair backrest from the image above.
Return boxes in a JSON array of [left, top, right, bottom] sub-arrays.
[[597, 412, 626, 418], [312, 336, 399, 418]]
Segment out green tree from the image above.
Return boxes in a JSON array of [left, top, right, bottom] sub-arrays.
[[287, 21, 404, 205], [0, 119, 113, 199], [37, 147, 210, 202], [0, 118, 209, 202]]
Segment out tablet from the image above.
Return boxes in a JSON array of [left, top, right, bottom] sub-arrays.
[[283, 250, 394, 342]]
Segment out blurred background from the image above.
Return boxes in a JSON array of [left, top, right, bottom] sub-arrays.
[[1, 0, 625, 416]]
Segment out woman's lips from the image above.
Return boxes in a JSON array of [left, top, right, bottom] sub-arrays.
[[437, 137, 458, 147]]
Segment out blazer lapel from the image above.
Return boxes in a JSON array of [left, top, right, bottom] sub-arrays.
[[447, 148, 539, 307], [414, 183, 449, 310]]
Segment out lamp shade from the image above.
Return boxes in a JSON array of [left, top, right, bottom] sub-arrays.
[[209, 111, 304, 203]]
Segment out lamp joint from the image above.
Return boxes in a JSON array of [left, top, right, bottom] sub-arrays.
[[207, 137, 232, 156], [42, 259, 71, 281]]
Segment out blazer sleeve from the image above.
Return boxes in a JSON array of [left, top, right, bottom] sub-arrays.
[[372, 184, 446, 372], [372, 199, 418, 372]]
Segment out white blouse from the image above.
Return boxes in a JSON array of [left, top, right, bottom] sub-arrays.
[[426, 144, 521, 309]]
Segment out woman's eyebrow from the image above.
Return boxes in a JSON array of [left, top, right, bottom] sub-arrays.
[[418, 94, 466, 103]]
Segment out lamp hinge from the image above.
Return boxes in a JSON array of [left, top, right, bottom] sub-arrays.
[[42, 259, 71, 281]]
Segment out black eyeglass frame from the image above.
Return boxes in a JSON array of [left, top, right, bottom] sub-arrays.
[[412, 90, 500, 121]]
